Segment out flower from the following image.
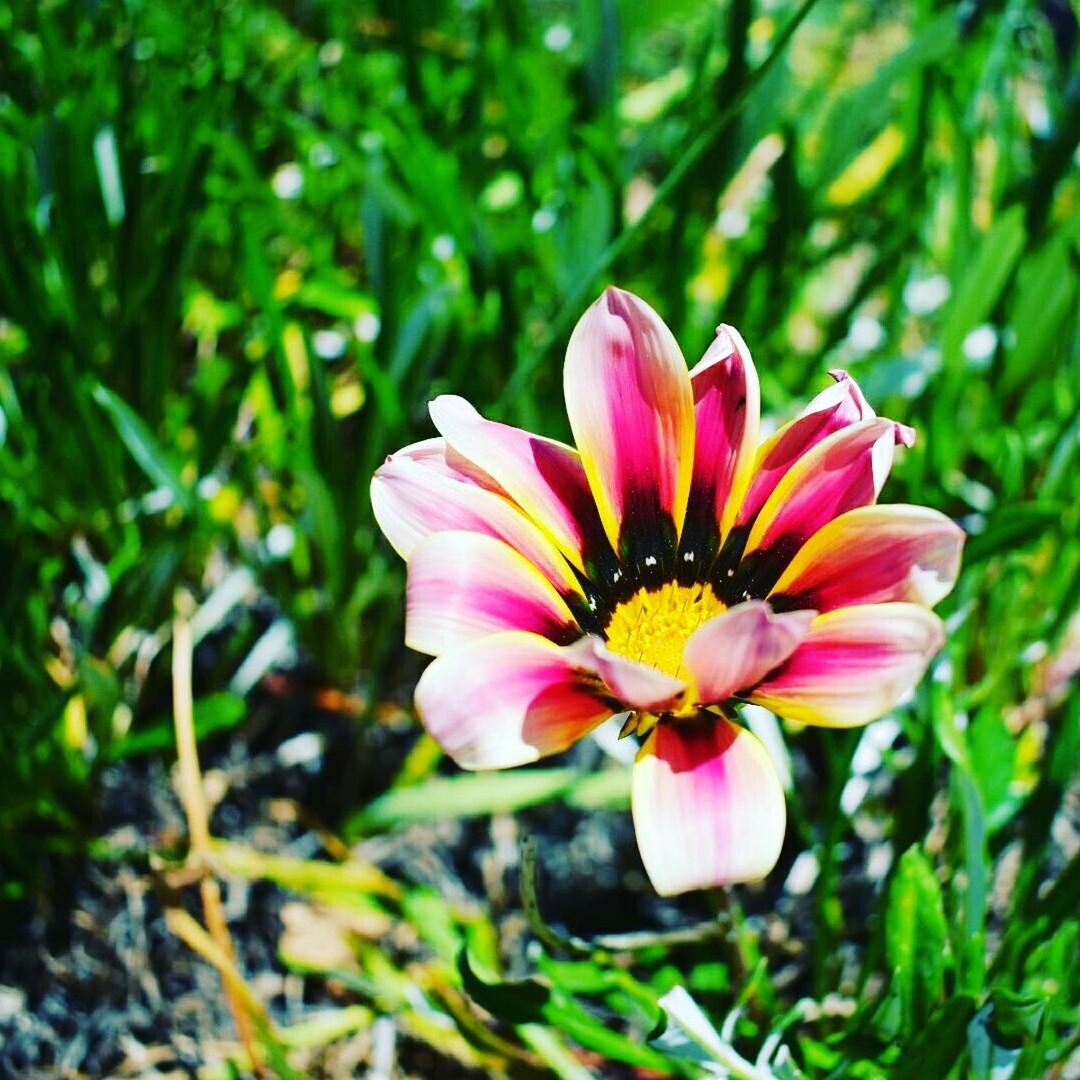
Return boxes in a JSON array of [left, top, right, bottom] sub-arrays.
[[371, 287, 963, 895]]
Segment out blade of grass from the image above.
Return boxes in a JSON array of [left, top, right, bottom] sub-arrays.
[[93, 382, 193, 509]]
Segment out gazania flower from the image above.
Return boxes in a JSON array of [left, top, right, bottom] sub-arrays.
[[371, 287, 963, 896]]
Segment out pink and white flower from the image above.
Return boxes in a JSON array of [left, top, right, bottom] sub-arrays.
[[372, 287, 963, 896]]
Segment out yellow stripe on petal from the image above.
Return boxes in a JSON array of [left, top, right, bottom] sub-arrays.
[[748, 603, 945, 728], [770, 504, 965, 612], [564, 287, 695, 566], [429, 395, 606, 574], [745, 419, 897, 559], [683, 324, 761, 555], [405, 531, 580, 656], [371, 453, 584, 599], [737, 371, 874, 528], [718, 328, 761, 540]]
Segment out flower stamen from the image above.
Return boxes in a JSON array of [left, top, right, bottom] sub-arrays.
[[604, 581, 726, 679]]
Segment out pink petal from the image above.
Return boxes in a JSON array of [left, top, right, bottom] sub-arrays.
[[681, 325, 761, 565], [429, 396, 612, 576], [631, 715, 786, 895], [682, 601, 815, 705], [406, 531, 580, 656], [737, 371, 912, 527], [370, 451, 583, 599], [743, 418, 903, 565], [387, 436, 503, 491], [748, 603, 945, 727], [564, 287, 695, 572], [414, 631, 617, 769], [568, 637, 687, 712], [770, 505, 965, 613]]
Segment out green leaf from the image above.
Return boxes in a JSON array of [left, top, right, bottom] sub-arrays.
[[967, 707, 1019, 833], [942, 205, 1027, 371], [210, 841, 400, 901], [106, 693, 246, 760], [534, 954, 660, 1024], [950, 764, 989, 994], [886, 846, 948, 1033], [517, 1024, 596, 1080], [1002, 235, 1077, 395], [545, 996, 676, 1073], [985, 989, 1047, 1045], [963, 503, 1065, 562], [565, 767, 631, 810], [404, 890, 464, 967], [891, 994, 978, 1080], [457, 947, 551, 1026], [345, 767, 629, 836], [294, 277, 378, 322], [459, 950, 675, 1073], [92, 383, 192, 509]]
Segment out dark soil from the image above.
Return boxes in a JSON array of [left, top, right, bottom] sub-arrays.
[[0, 678, 734, 1079], [0, 664, 934, 1078]]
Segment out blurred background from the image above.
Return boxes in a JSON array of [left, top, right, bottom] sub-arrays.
[[1, 0, 1078, 1076]]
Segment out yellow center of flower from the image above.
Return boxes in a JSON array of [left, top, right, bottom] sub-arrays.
[[603, 581, 726, 679]]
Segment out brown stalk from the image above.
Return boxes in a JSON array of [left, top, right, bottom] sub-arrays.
[[172, 589, 266, 1077]]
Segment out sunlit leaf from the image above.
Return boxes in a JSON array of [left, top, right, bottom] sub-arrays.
[[886, 846, 948, 1033]]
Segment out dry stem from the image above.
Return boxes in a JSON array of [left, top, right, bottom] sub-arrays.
[[172, 589, 265, 1076]]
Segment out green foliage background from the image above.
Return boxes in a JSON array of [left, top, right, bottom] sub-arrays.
[[0, 0, 1078, 1075]]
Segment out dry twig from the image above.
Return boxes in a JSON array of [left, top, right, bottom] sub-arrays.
[[171, 589, 266, 1076]]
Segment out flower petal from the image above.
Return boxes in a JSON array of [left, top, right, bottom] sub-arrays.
[[371, 452, 584, 599], [429, 396, 611, 576], [405, 531, 580, 656], [569, 637, 687, 712], [386, 436, 503, 491], [741, 418, 904, 584], [564, 287, 695, 575], [680, 325, 761, 566], [770, 505, 965, 613], [632, 715, 786, 895], [747, 603, 945, 727], [414, 632, 616, 769], [682, 601, 815, 705], [737, 371, 912, 527]]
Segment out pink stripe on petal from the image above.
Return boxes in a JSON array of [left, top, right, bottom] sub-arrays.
[[770, 505, 965, 613], [748, 603, 945, 727], [744, 418, 901, 560], [370, 454, 583, 598], [414, 632, 616, 769], [569, 637, 687, 712], [682, 601, 815, 705], [564, 287, 695, 564], [682, 325, 761, 557], [631, 716, 786, 895], [738, 371, 892, 527], [429, 395, 609, 573], [405, 531, 580, 656]]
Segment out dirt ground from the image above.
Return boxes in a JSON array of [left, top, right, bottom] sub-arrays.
[[0, 674, 999, 1079]]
